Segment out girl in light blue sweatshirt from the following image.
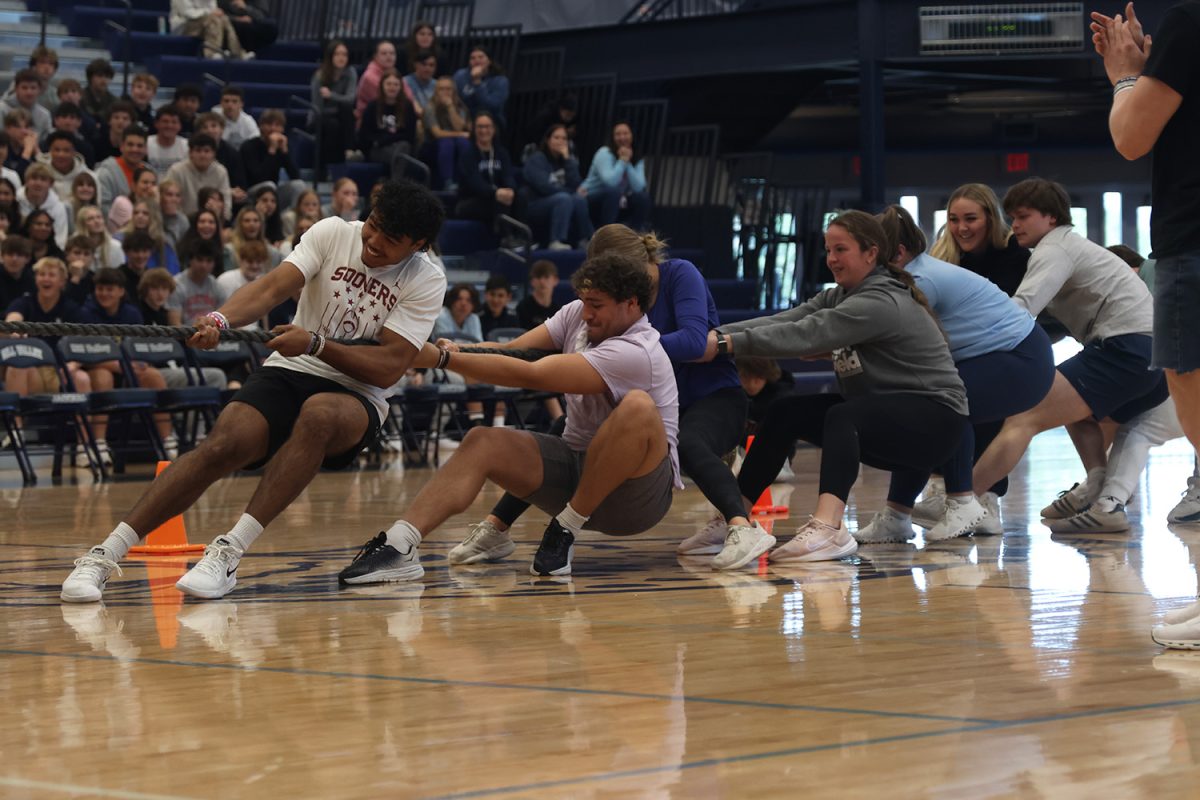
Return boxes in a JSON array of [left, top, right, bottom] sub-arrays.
[[581, 122, 651, 231]]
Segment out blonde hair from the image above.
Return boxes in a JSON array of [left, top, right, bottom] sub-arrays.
[[430, 77, 467, 132], [121, 199, 167, 263], [587, 224, 668, 266], [75, 205, 118, 269], [32, 256, 67, 279], [929, 183, 1012, 264]]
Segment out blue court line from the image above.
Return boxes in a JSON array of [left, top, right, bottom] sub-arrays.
[[0, 647, 996, 725], [426, 695, 1200, 799]]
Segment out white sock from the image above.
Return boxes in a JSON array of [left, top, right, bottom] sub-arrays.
[[98, 522, 139, 560], [383, 520, 422, 549], [224, 513, 264, 552], [555, 503, 589, 536]]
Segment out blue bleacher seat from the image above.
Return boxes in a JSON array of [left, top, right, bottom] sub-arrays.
[[202, 82, 310, 110], [707, 279, 757, 309], [527, 248, 586, 279], [327, 163, 386, 206], [438, 220, 498, 257], [145, 56, 318, 88]]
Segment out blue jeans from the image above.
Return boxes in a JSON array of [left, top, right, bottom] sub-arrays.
[[435, 137, 470, 188], [587, 187, 652, 231], [527, 192, 593, 245], [1153, 248, 1200, 373]]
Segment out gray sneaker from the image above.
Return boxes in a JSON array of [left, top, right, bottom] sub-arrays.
[[911, 478, 946, 528], [448, 520, 516, 565], [1041, 481, 1092, 520], [711, 523, 776, 570], [1045, 504, 1130, 533]]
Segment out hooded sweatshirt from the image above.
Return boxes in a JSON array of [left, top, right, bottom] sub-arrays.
[[37, 151, 97, 207], [719, 267, 968, 414], [17, 183, 70, 249]]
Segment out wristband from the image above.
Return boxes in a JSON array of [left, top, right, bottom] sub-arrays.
[[435, 346, 451, 369], [312, 334, 327, 358], [205, 311, 229, 330], [1112, 75, 1139, 97], [715, 333, 729, 356]]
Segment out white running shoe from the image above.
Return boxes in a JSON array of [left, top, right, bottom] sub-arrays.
[[448, 520, 516, 565], [61, 547, 122, 603], [1041, 481, 1091, 519], [911, 478, 946, 528], [1164, 600, 1200, 626], [1045, 504, 1130, 533], [176, 536, 243, 599], [711, 523, 776, 570], [164, 434, 179, 460], [769, 517, 858, 563], [854, 507, 915, 543], [927, 496, 986, 541], [1152, 617, 1200, 650], [971, 491, 1004, 535], [677, 516, 729, 555], [1169, 476, 1200, 524]]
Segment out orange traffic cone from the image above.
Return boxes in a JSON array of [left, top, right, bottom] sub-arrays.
[[128, 461, 205, 555], [746, 436, 789, 516]]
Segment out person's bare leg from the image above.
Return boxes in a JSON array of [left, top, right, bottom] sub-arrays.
[[403, 427, 544, 536], [242, 394, 369, 525], [1066, 418, 1108, 472], [973, 372, 1094, 493], [122, 403, 269, 534], [88, 365, 115, 441], [1168, 370, 1200, 452], [134, 365, 174, 439], [814, 493, 847, 528], [4, 366, 31, 396], [568, 391, 667, 516]]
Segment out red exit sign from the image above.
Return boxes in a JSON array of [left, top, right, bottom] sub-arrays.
[[1006, 152, 1030, 173]]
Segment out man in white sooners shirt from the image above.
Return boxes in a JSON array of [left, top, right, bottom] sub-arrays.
[[60, 180, 447, 603]]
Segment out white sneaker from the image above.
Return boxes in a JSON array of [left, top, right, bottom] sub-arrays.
[[854, 508, 915, 543], [971, 491, 1004, 535], [1152, 617, 1200, 650], [93, 440, 113, 469], [911, 477, 946, 528], [1164, 600, 1200, 626], [711, 523, 777, 570], [176, 536, 243, 599], [677, 516, 728, 555], [1169, 476, 1200, 524], [1041, 481, 1091, 519], [1045, 503, 1130, 533], [448, 520, 516, 565], [61, 547, 122, 603], [547, 241, 572, 251], [927, 496, 986, 541], [164, 434, 179, 460], [769, 517, 858, 563]]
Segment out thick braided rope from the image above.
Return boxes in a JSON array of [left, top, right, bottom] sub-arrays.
[[0, 320, 555, 361]]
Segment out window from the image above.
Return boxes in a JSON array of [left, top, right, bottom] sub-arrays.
[[900, 195, 920, 228], [1137, 206, 1152, 257], [1070, 207, 1088, 237], [1103, 192, 1122, 246]]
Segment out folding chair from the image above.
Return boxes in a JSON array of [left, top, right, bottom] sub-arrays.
[[0, 390, 36, 485], [58, 336, 168, 473], [0, 337, 99, 482], [122, 337, 223, 453]]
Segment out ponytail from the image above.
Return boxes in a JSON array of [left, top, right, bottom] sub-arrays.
[[588, 223, 668, 266]]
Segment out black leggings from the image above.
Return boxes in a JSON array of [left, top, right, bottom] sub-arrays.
[[491, 386, 750, 525], [737, 393, 967, 505]]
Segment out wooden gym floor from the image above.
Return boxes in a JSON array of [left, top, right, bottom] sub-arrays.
[[3, 429, 1200, 798]]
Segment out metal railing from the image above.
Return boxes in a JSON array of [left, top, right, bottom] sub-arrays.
[[620, 0, 747, 24]]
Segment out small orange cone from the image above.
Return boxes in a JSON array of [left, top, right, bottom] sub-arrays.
[[128, 461, 205, 555], [745, 436, 789, 516]]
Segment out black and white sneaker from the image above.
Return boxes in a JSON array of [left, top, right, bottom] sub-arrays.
[[530, 520, 574, 576], [339, 532, 425, 585]]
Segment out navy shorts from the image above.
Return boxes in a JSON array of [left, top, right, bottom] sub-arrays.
[[1152, 249, 1200, 373], [1058, 334, 1166, 423], [231, 367, 380, 470]]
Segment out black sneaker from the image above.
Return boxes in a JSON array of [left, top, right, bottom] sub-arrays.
[[530, 519, 575, 576], [339, 532, 425, 585]]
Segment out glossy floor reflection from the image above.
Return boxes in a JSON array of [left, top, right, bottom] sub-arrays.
[[3, 429, 1200, 798]]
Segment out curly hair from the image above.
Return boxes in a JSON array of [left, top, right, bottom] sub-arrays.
[[571, 252, 653, 311], [368, 179, 445, 249]]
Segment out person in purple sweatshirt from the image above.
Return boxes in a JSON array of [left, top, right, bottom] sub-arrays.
[[442, 223, 759, 569]]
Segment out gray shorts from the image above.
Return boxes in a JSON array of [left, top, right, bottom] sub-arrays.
[[1153, 249, 1200, 373], [520, 432, 674, 536]]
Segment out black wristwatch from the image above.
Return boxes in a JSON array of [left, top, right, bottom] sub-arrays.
[[716, 333, 729, 356]]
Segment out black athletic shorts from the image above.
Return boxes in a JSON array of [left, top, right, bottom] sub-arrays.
[[231, 366, 380, 470]]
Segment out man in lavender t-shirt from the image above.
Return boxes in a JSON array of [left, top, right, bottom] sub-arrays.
[[338, 253, 681, 584]]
